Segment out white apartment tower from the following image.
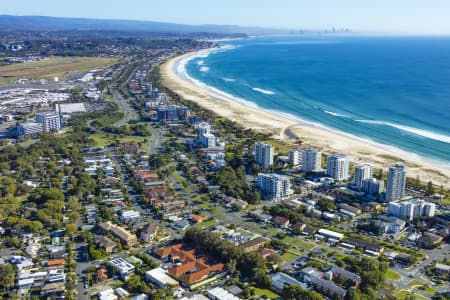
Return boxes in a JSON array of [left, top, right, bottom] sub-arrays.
[[386, 163, 406, 201], [257, 173, 293, 199], [288, 149, 301, 166], [254, 142, 274, 169], [354, 164, 373, 188], [362, 178, 385, 194], [302, 149, 322, 172], [326, 154, 350, 181]]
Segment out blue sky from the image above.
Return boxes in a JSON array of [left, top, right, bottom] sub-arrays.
[[2, 0, 450, 34]]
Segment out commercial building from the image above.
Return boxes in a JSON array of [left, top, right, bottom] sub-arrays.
[[257, 173, 293, 199], [35, 111, 62, 132], [386, 163, 406, 201], [354, 164, 372, 188], [254, 142, 274, 169], [362, 177, 385, 194], [145, 267, 179, 288], [388, 199, 436, 220], [302, 149, 322, 172], [17, 121, 43, 136], [208, 287, 240, 300], [317, 228, 344, 240], [326, 154, 350, 181], [288, 149, 301, 166], [270, 272, 306, 292]]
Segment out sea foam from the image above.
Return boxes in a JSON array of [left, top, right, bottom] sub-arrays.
[[355, 120, 450, 144], [252, 87, 276, 95]]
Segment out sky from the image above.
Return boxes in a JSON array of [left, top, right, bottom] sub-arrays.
[[2, 0, 450, 34]]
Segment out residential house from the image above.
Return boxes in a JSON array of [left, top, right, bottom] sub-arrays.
[[140, 222, 159, 243], [96, 236, 118, 253], [273, 216, 290, 228]]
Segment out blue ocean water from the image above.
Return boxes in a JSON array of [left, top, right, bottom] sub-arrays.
[[185, 36, 450, 165]]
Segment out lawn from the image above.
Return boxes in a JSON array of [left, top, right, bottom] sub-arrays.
[[252, 287, 279, 299], [196, 201, 226, 219], [284, 236, 315, 250], [423, 286, 437, 294], [407, 280, 422, 287], [193, 219, 217, 229], [280, 251, 299, 262], [386, 269, 401, 280]]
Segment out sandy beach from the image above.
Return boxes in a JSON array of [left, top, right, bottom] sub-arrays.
[[161, 48, 450, 188]]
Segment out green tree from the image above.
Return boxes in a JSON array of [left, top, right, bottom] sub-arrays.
[[0, 264, 15, 291]]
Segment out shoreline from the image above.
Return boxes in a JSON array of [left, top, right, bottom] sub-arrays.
[[161, 47, 450, 188]]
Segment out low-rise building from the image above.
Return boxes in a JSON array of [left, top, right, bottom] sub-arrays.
[[145, 267, 179, 288], [96, 236, 118, 253], [140, 222, 159, 243], [330, 267, 361, 287], [239, 237, 266, 253], [435, 263, 450, 275], [208, 287, 240, 300], [316, 229, 344, 241], [308, 275, 347, 299], [17, 121, 43, 136], [99, 221, 137, 247], [270, 272, 306, 292], [273, 216, 290, 228], [109, 258, 135, 280]]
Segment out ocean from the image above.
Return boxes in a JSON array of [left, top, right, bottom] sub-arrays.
[[185, 36, 450, 165]]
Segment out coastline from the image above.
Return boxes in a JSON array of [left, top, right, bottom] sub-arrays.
[[161, 47, 450, 188]]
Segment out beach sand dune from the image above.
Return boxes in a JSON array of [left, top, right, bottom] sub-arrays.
[[161, 49, 450, 188]]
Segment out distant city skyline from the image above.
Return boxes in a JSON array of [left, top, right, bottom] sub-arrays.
[[2, 0, 450, 35]]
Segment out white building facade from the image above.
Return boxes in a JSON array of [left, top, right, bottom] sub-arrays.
[[257, 173, 293, 199], [388, 199, 435, 220], [354, 164, 373, 188], [35, 111, 62, 132], [254, 142, 274, 169], [326, 154, 350, 181], [386, 163, 406, 201], [302, 149, 322, 172]]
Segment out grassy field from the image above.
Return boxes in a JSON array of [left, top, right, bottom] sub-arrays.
[[386, 269, 401, 280], [396, 291, 429, 300], [0, 56, 118, 83], [90, 133, 148, 148], [252, 287, 279, 299]]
